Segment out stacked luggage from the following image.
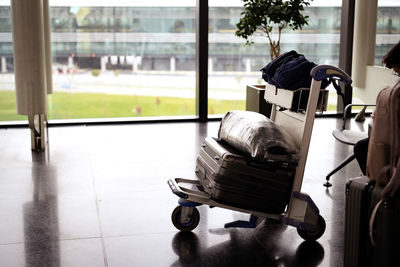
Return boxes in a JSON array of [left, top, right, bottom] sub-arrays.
[[195, 110, 299, 214], [168, 59, 350, 241], [192, 51, 328, 214], [196, 136, 295, 214]]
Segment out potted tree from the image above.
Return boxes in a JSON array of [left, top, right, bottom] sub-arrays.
[[235, 0, 312, 60], [237, 0, 313, 116]]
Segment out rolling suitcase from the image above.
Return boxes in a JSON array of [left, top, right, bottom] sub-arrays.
[[344, 176, 400, 267], [344, 176, 373, 267], [195, 137, 296, 214]]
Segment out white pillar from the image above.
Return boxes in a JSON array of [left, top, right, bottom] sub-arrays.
[[133, 57, 138, 72], [133, 56, 141, 72], [100, 56, 107, 72], [119, 55, 125, 64], [170, 56, 176, 72], [1, 57, 6, 73], [110, 55, 118, 65], [68, 56, 74, 69], [43, 0, 52, 94], [132, 57, 138, 72], [126, 55, 134, 71], [11, 0, 52, 150], [208, 57, 213, 73], [245, 58, 251, 73], [352, 0, 378, 88]]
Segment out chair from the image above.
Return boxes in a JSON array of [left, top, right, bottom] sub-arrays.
[[324, 103, 375, 187]]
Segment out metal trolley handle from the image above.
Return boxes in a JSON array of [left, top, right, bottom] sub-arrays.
[[311, 65, 352, 85]]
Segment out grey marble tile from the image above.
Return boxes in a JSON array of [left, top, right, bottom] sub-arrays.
[[0, 119, 368, 267], [0, 238, 105, 267]]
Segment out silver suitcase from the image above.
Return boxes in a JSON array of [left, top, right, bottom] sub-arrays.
[[196, 137, 296, 213]]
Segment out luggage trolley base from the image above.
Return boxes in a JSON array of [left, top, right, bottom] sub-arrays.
[[168, 178, 326, 241], [167, 65, 352, 241]]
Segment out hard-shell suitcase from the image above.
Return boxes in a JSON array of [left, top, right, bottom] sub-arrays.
[[344, 176, 400, 267], [344, 176, 373, 267], [195, 137, 296, 214]]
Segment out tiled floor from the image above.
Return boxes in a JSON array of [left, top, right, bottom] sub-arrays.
[[0, 118, 366, 267]]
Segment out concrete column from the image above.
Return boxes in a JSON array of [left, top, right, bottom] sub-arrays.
[[1, 57, 6, 73], [208, 57, 213, 73], [132, 57, 138, 72], [245, 58, 251, 73], [68, 56, 74, 69], [126, 55, 133, 64], [133, 56, 141, 72], [126, 56, 134, 71], [170, 56, 176, 72], [43, 0, 52, 94], [351, 0, 378, 88], [100, 56, 107, 71], [119, 55, 125, 64], [110, 55, 118, 65], [11, 0, 52, 150]]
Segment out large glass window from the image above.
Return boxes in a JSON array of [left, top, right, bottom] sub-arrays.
[[0, 0, 199, 122], [0, 2, 23, 122], [208, 0, 342, 114], [375, 1, 400, 66], [48, 0, 196, 120], [351, 1, 400, 107], [4, 1, 394, 122]]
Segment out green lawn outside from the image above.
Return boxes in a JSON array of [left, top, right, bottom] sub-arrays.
[[0, 90, 338, 122], [0, 91, 26, 121], [0, 90, 245, 121]]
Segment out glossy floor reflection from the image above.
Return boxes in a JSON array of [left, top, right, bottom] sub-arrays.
[[0, 118, 365, 267]]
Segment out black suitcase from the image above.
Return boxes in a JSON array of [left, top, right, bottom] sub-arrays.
[[195, 137, 296, 214], [345, 176, 400, 267], [344, 176, 373, 267]]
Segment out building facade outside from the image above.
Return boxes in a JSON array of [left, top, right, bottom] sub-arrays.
[[0, 0, 398, 121]]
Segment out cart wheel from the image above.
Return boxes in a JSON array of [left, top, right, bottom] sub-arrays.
[[297, 215, 326, 241], [171, 206, 200, 232]]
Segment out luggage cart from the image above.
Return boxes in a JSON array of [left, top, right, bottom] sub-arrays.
[[167, 65, 352, 241]]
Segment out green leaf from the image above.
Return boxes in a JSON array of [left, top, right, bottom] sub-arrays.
[[235, 0, 313, 54]]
